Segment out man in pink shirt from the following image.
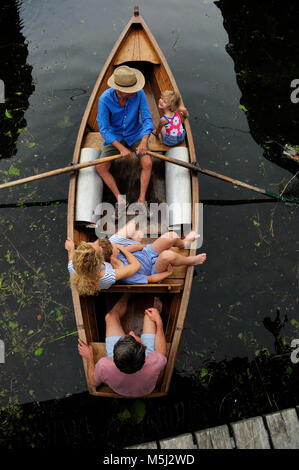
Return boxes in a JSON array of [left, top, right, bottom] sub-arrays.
[[78, 294, 167, 397]]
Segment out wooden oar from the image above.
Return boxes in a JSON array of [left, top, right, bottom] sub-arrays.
[[0, 154, 122, 190], [147, 150, 299, 205]]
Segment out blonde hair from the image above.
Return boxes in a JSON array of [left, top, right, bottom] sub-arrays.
[[70, 241, 104, 296], [161, 90, 181, 112]]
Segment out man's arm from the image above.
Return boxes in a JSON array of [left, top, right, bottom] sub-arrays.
[[111, 139, 132, 158], [78, 339, 100, 388], [144, 308, 167, 356]]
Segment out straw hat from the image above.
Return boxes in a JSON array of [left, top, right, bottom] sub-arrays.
[[107, 65, 145, 93]]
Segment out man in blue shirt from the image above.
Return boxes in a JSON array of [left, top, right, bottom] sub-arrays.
[[96, 66, 154, 216]]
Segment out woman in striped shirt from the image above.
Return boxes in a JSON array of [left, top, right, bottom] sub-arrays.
[[65, 237, 141, 295]]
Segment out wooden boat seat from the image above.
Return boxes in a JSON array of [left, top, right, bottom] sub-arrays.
[[82, 131, 186, 153], [101, 278, 184, 293]]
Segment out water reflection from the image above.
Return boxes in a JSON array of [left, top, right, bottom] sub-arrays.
[[0, 0, 35, 160], [0, 0, 298, 449], [215, 0, 299, 176]]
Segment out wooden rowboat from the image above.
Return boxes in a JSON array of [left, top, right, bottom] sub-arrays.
[[67, 6, 199, 398]]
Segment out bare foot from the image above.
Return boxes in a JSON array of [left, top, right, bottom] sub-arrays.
[[125, 220, 144, 241], [132, 229, 144, 242], [153, 296, 163, 313], [184, 231, 200, 247], [191, 253, 207, 265]]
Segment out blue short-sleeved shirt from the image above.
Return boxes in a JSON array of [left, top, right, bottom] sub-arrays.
[[96, 88, 154, 146]]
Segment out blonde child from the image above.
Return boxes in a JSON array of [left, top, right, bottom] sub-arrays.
[[152, 90, 189, 146]]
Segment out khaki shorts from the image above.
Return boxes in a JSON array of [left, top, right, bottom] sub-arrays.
[[100, 139, 148, 159]]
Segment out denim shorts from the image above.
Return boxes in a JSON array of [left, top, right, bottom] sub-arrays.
[[106, 333, 156, 357], [162, 130, 185, 147]]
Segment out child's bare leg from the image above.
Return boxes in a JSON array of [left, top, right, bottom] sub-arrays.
[[116, 219, 144, 242], [151, 231, 184, 253], [155, 250, 207, 272], [151, 231, 200, 254]]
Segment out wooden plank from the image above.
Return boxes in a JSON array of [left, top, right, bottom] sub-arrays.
[[159, 433, 197, 449], [230, 417, 271, 449], [126, 441, 158, 449], [114, 27, 160, 65], [80, 297, 98, 342], [165, 294, 181, 342], [194, 425, 233, 449], [101, 280, 184, 293], [143, 80, 160, 129], [82, 131, 186, 152], [265, 408, 299, 449], [90, 342, 107, 362]]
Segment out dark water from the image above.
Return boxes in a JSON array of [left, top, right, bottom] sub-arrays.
[[0, 0, 298, 450]]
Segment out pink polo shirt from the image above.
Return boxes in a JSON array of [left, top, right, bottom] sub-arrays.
[[94, 351, 167, 397]]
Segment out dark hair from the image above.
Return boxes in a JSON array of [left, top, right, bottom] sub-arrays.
[[113, 335, 146, 374]]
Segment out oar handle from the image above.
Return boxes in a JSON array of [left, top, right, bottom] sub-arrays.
[[0, 154, 122, 190]]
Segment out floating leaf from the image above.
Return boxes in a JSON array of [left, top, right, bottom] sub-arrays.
[[57, 114, 73, 128], [55, 308, 63, 322], [34, 347, 43, 356], [25, 140, 36, 148], [131, 399, 146, 424], [117, 408, 131, 422], [238, 104, 248, 112], [5, 109, 13, 119], [8, 166, 20, 176]]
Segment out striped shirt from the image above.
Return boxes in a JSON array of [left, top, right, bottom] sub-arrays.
[[108, 234, 141, 246], [67, 260, 116, 290]]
